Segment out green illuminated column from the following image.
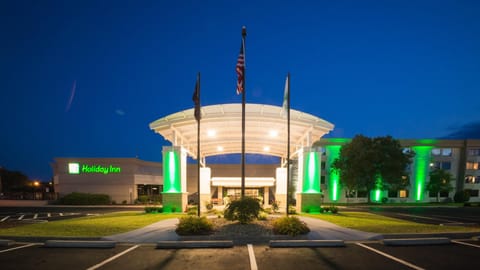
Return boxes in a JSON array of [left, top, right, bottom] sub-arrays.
[[326, 145, 341, 202], [162, 146, 187, 212], [411, 146, 433, 202], [370, 175, 383, 203], [296, 147, 322, 213]]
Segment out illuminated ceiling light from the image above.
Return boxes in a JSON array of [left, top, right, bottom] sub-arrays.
[[269, 130, 278, 137], [263, 146, 270, 152], [217, 146, 224, 151], [207, 130, 216, 137]]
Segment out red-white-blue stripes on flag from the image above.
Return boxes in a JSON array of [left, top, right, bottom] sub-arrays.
[[236, 40, 245, 95]]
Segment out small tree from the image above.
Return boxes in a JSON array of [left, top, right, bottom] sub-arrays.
[[224, 197, 261, 224], [426, 168, 453, 202], [332, 135, 413, 203]]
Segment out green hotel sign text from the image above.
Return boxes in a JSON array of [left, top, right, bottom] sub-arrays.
[[68, 163, 121, 175]]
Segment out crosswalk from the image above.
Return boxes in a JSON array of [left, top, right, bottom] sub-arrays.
[[0, 212, 84, 222]]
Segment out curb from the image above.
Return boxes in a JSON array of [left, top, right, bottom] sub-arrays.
[[0, 239, 14, 247], [44, 240, 117, 248], [269, 240, 345, 248], [382, 237, 451, 246], [157, 240, 234, 249]]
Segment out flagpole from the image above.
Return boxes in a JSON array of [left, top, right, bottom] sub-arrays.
[[196, 72, 201, 216], [241, 26, 246, 198], [286, 72, 290, 216]]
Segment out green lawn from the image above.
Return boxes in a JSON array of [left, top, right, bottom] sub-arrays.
[[303, 211, 480, 234], [0, 211, 182, 237]]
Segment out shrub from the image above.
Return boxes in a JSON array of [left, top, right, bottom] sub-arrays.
[[205, 201, 213, 210], [329, 205, 339, 214], [273, 216, 310, 236], [175, 216, 213, 235], [122, 200, 127, 204], [144, 206, 163, 213], [224, 197, 262, 224], [258, 212, 268, 220], [272, 201, 280, 213], [381, 197, 388, 203], [137, 195, 149, 204], [59, 192, 111, 205], [187, 206, 198, 215], [288, 206, 297, 215], [454, 189, 471, 203]]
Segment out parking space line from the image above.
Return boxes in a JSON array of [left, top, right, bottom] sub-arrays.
[[85, 244, 140, 270], [33, 214, 38, 219], [59, 213, 64, 216], [356, 243, 424, 270], [452, 240, 480, 248], [47, 213, 51, 217], [247, 244, 258, 270], [0, 243, 39, 254], [0, 216, 9, 222], [18, 215, 24, 220]]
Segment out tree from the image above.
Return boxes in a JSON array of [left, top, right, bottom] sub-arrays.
[[332, 135, 413, 203], [0, 168, 30, 192], [426, 168, 453, 202]]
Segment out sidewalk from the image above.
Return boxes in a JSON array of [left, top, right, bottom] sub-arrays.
[[102, 216, 383, 243]]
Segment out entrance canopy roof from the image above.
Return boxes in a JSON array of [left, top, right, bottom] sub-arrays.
[[149, 103, 334, 159]]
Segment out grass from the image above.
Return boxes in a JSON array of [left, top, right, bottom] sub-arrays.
[[303, 211, 480, 234], [0, 211, 182, 237]]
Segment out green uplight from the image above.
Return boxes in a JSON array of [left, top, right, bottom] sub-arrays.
[[374, 189, 381, 202], [326, 145, 341, 201], [303, 151, 320, 193], [163, 150, 181, 193], [412, 146, 432, 201]]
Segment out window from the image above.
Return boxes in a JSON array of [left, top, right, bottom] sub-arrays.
[[429, 190, 449, 197], [432, 148, 452, 156], [399, 190, 408, 198], [321, 162, 326, 170], [465, 175, 480, 184], [320, 175, 325, 184], [388, 190, 398, 198], [434, 161, 451, 170], [468, 189, 479, 197], [439, 191, 449, 197], [466, 162, 479, 170], [468, 149, 480, 156], [357, 190, 367, 198]]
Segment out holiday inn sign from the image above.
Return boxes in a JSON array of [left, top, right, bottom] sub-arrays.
[[68, 163, 122, 175]]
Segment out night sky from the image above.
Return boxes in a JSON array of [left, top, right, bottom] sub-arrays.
[[1, 0, 480, 181]]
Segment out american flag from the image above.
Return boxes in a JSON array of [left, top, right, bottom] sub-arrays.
[[236, 40, 245, 95], [192, 74, 201, 121]]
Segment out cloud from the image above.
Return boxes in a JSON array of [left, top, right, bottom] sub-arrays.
[[115, 109, 125, 116], [442, 121, 480, 139]]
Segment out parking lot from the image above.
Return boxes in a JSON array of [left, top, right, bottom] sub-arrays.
[[1, 239, 480, 270]]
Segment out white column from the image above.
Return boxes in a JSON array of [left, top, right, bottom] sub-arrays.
[[275, 167, 287, 211], [296, 147, 304, 193], [200, 167, 211, 211], [181, 147, 188, 193]]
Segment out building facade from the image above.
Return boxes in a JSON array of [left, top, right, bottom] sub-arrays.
[[315, 139, 480, 203]]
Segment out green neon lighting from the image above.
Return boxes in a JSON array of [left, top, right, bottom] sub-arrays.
[[68, 163, 121, 175], [412, 146, 433, 201], [303, 151, 320, 193], [163, 150, 181, 193], [375, 189, 381, 202], [326, 145, 341, 201]]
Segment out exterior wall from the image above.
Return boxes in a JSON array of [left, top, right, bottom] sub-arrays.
[[316, 139, 480, 203], [52, 158, 163, 203]]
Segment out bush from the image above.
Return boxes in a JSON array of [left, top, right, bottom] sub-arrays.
[[138, 195, 149, 204], [272, 201, 280, 213], [381, 197, 388, 204], [454, 189, 471, 203], [59, 192, 111, 205], [273, 216, 310, 236], [187, 206, 198, 215], [175, 216, 213, 235], [224, 197, 262, 224], [205, 201, 213, 210], [288, 206, 297, 215], [329, 205, 339, 214], [144, 206, 163, 213], [258, 212, 268, 220]]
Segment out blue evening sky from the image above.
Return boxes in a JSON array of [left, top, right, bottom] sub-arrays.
[[1, 0, 480, 181]]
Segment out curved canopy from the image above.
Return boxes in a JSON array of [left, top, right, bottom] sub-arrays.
[[149, 103, 334, 159]]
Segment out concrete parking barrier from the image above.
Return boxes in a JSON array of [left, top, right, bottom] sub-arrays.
[[44, 240, 116, 248], [269, 240, 345, 248], [0, 239, 14, 246], [382, 237, 451, 246], [156, 240, 234, 249]]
